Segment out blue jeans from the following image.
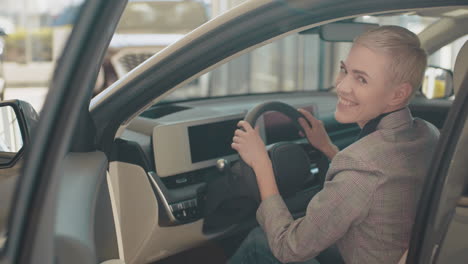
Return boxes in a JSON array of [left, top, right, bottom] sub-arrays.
[[228, 227, 320, 264]]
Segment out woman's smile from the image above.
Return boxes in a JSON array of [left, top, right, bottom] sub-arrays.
[[337, 96, 359, 108]]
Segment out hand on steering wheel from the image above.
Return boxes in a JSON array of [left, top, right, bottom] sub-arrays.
[[230, 101, 319, 202], [298, 109, 338, 160], [203, 102, 331, 229], [231, 121, 270, 170]]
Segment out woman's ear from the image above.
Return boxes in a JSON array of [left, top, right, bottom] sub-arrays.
[[389, 83, 413, 106]]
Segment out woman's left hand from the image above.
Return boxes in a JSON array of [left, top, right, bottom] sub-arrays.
[[231, 121, 270, 170]]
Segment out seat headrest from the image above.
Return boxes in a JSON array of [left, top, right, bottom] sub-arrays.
[[454, 40, 468, 95]]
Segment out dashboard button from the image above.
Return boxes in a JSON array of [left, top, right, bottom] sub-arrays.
[[174, 211, 183, 219], [188, 208, 197, 217], [175, 177, 188, 184], [188, 199, 196, 207]]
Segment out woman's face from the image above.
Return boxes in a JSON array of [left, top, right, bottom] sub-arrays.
[[334, 44, 397, 128]]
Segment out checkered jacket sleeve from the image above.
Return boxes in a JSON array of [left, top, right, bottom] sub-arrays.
[[256, 151, 379, 263]]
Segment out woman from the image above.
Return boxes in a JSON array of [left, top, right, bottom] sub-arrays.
[[229, 25, 440, 264]]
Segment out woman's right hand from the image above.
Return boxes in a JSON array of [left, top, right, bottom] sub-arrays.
[[297, 108, 339, 160]]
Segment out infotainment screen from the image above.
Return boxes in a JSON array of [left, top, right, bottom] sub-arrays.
[[188, 119, 242, 163]]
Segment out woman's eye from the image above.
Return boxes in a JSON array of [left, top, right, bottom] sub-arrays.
[[357, 76, 367, 84]]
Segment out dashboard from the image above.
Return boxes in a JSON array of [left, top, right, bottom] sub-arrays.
[[108, 91, 447, 263], [152, 107, 318, 178], [153, 114, 243, 177], [117, 92, 343, 227], [110, 92, 362, 263]]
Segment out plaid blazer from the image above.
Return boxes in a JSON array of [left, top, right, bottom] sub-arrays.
[[257, 107, 440, 264]]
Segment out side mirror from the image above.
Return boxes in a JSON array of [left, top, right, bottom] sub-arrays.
[[0, 28, 6, 37], [0, 100, 38, 168], [421, 66, 454, 99]]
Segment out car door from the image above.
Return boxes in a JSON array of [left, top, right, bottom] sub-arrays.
[[2, 1, 466, 264], [0, 0, 126, 264]]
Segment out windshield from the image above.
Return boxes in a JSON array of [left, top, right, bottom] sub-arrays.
[[116, 1, 208, 34], [165, 14, 441, 102]]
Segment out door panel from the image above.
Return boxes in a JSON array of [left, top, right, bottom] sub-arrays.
[[55, 152, 109, 264]]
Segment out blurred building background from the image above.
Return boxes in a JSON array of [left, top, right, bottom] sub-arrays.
[[0, 0, 245, 110], [0, 0, 466, 111], [0, 0, 85, 109]]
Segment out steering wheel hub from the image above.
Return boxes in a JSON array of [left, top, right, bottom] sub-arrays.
[[268, 142, 311, 198]]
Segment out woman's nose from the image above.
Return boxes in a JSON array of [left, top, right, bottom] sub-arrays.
[[336, 76, 352, 94]]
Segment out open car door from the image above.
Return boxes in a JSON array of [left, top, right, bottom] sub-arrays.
[[0, 0, 126, 264]]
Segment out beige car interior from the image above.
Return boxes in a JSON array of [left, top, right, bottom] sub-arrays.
[[100, 7, 468, 264], [398, 39, 468, 264], [418, 7, 468, 54], [454, 41, 468, 95]]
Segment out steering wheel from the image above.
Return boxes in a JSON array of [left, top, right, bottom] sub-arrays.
[[203, 101, 329, 231], [239, 101, 326, 202]]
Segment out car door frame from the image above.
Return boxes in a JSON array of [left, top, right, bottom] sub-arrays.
[[0, 0, 127, 263]]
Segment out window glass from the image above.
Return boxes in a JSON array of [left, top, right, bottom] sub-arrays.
[[2, 0, 85, 111], [98, 0, 211, 91], [97, 6, 452, 102], [166, 33, 323, 102], [116, 1, 208, 34], [0, 0, 84, 251], [164, 14, 443, 102]]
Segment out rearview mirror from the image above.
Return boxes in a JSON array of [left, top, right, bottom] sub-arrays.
[[0, 100, 38, 167], [421, 66, 454, 99], [319, 22, 379, 42]]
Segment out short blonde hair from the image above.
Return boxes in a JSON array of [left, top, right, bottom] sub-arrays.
[[354, 25, 427, 93]]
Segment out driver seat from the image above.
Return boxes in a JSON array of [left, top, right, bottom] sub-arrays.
[[398, 39, 468, 264], [453, 40, 468, 95]]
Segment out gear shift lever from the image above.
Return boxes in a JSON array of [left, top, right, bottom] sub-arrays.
[[216, 159, 229, 172]]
